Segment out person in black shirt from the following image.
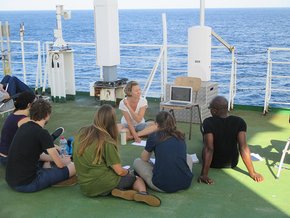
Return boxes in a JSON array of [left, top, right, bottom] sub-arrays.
[[198, 96, 263, 184], [6, 99, 76, 192]]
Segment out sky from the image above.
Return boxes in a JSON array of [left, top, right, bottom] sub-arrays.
[[0, 0, 290, 11]]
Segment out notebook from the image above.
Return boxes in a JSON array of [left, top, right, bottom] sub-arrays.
[[163, 85, 192, 106]]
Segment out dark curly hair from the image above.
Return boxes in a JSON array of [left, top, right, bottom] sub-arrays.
[[30, 99, 51, 121]]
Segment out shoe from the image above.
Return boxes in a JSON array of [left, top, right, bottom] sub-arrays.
[[51, 127, 64, 141], [52, 175, 77, 187], [133, 192, 161, 207], [111, 189, 137, 201]]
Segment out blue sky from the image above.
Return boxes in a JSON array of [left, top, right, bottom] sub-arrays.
[[1, 0, 290, 11]]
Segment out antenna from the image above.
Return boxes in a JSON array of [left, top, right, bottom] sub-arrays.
[[53, 5, 71, 49]]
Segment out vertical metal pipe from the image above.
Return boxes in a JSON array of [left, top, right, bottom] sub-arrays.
[[56, 5, 63, 35], [5, 21, 12, 75], [0, 21, 5, 72], [35, 41, 42, 92], [162, 13, 168, 101], [200, 0, 205, 26], [20, 23, 27, 83], [42, 43, 49, 93], [229, 47, 236, 110], [100, 66, 103, 80], [263, 49, 271, 114]]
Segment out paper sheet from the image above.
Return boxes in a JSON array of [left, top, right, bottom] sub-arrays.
[[131, 140, 146, 147], [149, 155, 198, 165], [190, 153, 199, 164], [251, 153, 264, 161], [150, 158, 155, 164], [123, 165, 130, 169]]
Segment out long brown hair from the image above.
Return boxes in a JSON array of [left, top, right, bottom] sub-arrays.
[[156, 111, 185, 141], [77, 104, 119, 164]]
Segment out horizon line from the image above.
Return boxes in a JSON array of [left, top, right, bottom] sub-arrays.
[[0, 6, 289, 12]]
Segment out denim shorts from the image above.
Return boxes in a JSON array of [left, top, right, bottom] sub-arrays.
[[123, 123, 147, 132], [116, 174, 137, 190], [12, 166, 69, 193], [0, 156, 7, 167]]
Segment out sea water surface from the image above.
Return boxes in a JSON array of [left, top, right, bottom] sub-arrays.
[[0, 8, 290, 107]]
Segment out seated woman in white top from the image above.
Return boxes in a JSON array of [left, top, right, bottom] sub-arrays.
[[118, 81, 157, 143]]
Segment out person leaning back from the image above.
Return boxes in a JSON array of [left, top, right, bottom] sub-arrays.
[[198, 96, 264, 184]]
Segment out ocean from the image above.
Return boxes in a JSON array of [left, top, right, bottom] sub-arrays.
[[0, 8, 290, 107]]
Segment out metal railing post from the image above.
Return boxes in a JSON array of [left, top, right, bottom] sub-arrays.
[[20, 23, 27, 83], [5, 21, 12, 75], [161, 13, 168, 101], [263, 48, 272, 114], [142, 46, 164, 98], [228, 47, 236, 110]]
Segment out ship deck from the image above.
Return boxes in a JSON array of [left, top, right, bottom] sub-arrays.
[[0, 95, 290, 218]]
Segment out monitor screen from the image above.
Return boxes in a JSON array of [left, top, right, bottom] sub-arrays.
[[170, 86, 192, 102]]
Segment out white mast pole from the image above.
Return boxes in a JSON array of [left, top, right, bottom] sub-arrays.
[[20, 23, 27, 83], [200, 0, 205, 26], [161, 13, 167, 101]]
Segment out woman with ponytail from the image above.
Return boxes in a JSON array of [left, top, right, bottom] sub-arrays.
[[73, 105, 161, 207], [133, 111, 193, 193]]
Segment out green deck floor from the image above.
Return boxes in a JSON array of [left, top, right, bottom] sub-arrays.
[[0, 96, 289, 218]]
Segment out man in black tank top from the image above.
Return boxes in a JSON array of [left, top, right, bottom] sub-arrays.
[[198, 96, 264, 185]]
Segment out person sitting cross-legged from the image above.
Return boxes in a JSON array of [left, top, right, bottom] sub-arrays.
[[198, 96, 264, 185], [133, 111, 193, 193], [5, 99, 76, 192], [117, 81, 158, 143], [0, 91, 65, 167], [73, 104, 161, 207]]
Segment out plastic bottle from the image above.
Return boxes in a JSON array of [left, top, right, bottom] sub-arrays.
[[59, 136, 67, 156], [120, 129, 127, 145], [66, 136, 74, 155]]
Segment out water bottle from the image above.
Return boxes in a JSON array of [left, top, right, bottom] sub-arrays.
[[120, 129, 127, 145], [66, 136, 74, 155], [59, 136, 67, 156]]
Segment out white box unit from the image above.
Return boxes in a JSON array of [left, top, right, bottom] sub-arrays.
[[197, 82, 218, 106], [94, 0, 120, 66], [188, 26, 212, 81], [47, 50, 76, 100]]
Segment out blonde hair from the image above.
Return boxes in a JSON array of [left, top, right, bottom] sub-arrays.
[[77, 104, 119, 164], [124, 81, 139, 97]]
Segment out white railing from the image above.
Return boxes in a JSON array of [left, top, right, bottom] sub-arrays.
[[263, 47, 290, 114], [117, 43, 236, 107], [0, 39, 236, 107], [0, 39, 42, 92]]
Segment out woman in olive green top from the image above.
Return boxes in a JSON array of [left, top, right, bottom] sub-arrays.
[[73, 105, 160, 207]]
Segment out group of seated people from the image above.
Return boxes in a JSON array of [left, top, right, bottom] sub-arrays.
[[0, 78, 263, 207]]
